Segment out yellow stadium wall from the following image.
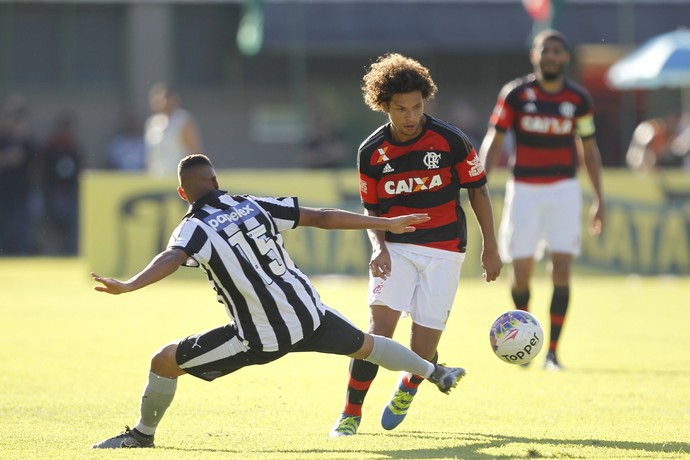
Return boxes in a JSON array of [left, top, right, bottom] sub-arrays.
[[82, 169, 690, 278]]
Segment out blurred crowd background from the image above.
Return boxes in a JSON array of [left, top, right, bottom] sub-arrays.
[[1, 0, 690, 258]]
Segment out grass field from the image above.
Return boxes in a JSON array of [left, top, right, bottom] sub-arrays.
[[1, 258, 689, 459]]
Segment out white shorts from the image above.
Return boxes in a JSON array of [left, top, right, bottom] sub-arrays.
[[368, 243, 465, 331], [498, 178, 582, 263]]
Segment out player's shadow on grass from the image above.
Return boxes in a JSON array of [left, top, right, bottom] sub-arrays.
[[367, 431, 689, 459], [160, 431, 688, 458]]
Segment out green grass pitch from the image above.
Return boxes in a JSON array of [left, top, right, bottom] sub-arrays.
[[1, 258, 688, 459]]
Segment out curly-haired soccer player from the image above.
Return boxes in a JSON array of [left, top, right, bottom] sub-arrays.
[[329, 53, 503, 437]]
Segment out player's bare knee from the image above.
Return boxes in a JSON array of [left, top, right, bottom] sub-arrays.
[[550, 257, 572, 283], [350, 333, 373, 360], [150, 343, 182, 377]]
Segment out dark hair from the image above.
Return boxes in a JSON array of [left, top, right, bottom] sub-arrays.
[[178, 153, 213, 175], [532, 29, 569, 52], [361, 53, 438, 113]]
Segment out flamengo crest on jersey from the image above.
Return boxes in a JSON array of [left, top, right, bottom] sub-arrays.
[[423, 151, 441, 168]]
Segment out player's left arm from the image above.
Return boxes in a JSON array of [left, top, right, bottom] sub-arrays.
[[467, 184, 503, 282], [91, 248, 189, 295], [577, 134, 605, 236]]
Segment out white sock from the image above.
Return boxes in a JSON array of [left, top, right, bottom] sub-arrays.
[[364, 335, 434, 379], [134, 371, 177, 436]]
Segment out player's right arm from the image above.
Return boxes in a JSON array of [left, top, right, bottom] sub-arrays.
[[355, 145, 393, 278], [91, 248, 188, 295], [298, 207, 429, 234], [480, 81, 518, 175], [478, 127, 506, 176], [297, 206, 424, 280], [365, 208, 392, 279]]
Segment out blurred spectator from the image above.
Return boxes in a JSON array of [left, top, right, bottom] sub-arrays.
[[105, 111, 146, 171], [669, 112, 690, 171], [144, 82, 201, 175], [449, 99, 482, 147], [38, 111, 83, 255], [0, 93, 38, 255], [304, 107, 348, 169], [626, 112, 689, 172]]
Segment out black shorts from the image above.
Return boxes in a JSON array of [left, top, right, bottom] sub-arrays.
[[176, 307, 365, 381]]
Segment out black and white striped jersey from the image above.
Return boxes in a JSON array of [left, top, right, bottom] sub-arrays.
[[167, 190, 325, 352]]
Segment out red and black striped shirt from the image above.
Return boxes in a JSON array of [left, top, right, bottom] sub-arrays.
[[358, 114, 486, 253], [489, 74, 596, 184]]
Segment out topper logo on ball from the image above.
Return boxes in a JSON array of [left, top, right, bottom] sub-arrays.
[[500, 331, 542, 363]]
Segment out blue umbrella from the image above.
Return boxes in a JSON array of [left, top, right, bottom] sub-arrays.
[[607, 28, 690, 90]]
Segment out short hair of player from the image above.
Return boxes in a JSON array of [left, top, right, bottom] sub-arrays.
[[361, 53, 438, 113], [178, 153, 213, 176], [532, 29, 569, 52]]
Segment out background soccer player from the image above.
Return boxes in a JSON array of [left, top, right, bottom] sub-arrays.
[[479, 29, 605, 371], [329, 53, 502, 437]]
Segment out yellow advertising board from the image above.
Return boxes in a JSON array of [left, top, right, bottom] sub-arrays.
[[82, 169, 366, 278], [82, 168, 690, 279]]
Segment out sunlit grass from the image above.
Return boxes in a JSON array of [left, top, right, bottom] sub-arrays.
[[1, 258, 688, 459]]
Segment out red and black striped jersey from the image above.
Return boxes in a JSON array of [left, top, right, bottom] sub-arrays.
[[489, 74, 596, 184], [358, 114, 486, 253]]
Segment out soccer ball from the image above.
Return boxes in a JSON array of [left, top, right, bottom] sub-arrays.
[[489, 310, 544, 365]]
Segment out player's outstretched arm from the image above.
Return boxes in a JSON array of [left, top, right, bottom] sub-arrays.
[[299, 207, 429, 234], [91, 248, 189, 295]]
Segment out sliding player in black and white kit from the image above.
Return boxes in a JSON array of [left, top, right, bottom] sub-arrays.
[[91, 153, 465, 449]]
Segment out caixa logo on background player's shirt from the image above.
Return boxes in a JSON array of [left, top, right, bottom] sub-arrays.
[[203, 204, 259, 232], [520, 115, 573, 135]]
